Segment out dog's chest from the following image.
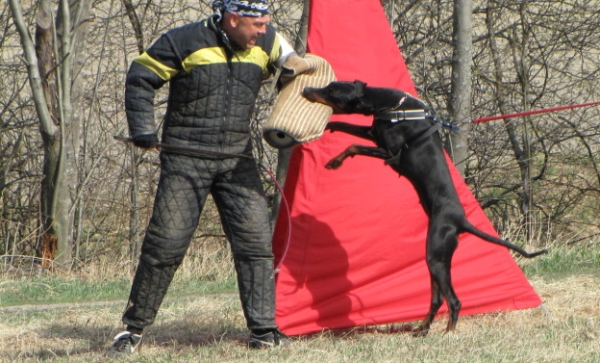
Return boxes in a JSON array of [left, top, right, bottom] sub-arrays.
[[371, 120, 411, 150]]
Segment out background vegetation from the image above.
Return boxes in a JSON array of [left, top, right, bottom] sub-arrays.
[[1, 0, 600, 361], [2, 0, 600, 270]]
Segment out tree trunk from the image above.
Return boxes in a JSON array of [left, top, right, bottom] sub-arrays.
[[516, 2, 534, 241], [10, 0, 90, 269], [46, 0, 76, 268], [120, 0, 146, 258], [448, 0, 472, 175], [271, 0, 310, 224], [122, 0, 145, 55], [34, 0, 61, 267], [386, 0, 395, 26], [63, 0, 93, 264]]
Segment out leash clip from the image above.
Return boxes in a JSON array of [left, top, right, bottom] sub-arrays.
[[396, 96, 407, 108]]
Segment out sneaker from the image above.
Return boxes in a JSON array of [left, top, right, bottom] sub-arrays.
[[107, 331, 143, 357], [248, 328, 291, 349]]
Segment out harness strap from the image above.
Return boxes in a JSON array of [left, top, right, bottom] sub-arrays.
[[377, 109, 429, 123], [378, 107, 459, 131], [384, 122, 441, 165]]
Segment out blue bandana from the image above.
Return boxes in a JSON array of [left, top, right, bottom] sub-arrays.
[[213, 0, 269, 19]]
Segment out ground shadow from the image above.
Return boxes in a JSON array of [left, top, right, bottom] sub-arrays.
[[29, 319, 250, 359]]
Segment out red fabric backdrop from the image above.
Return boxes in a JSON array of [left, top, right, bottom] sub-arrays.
[[272, 0, 541, 336]]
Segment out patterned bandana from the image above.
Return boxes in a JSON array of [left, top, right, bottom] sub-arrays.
[[213, 0, 270, 19]]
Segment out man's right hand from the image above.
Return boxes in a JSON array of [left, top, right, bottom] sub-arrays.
[[132, 134, 159, 150]]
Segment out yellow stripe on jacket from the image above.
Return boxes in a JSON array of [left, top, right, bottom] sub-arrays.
[[135, 44, 280, 81]]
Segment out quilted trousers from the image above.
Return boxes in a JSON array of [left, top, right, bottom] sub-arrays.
[[122, 153, 277, 331]]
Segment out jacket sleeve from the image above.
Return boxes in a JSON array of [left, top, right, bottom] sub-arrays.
[[125, 33, 182, 138], [272, 32, 296, 69]]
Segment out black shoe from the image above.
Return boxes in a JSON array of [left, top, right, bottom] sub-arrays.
[[107, 331, 143, 357], [248, 328, 291, 349]]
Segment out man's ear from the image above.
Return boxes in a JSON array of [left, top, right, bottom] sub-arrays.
[[354, 80, 367, 97], [223, 12, 240, 28]]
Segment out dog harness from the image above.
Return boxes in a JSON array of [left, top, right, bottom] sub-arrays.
[[376, 95, 430, 123], [378, 109, 430, 123], [376, 96, 453, 165]]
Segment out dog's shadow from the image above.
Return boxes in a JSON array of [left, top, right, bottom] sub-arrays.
[[275, 213, 355, 332]]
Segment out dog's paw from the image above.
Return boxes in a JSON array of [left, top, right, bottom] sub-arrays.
[[325, 122, 343, 132], [411, 327, 430, 338], [325, 159, 343, 169]]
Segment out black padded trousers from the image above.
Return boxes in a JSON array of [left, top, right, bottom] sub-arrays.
[[122, 152, 277, 331]]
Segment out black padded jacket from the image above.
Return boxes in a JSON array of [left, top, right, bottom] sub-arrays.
[[125, 15, 282, 156]]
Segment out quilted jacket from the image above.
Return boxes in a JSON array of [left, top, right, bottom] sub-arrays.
[[125, 15, 282, 155]]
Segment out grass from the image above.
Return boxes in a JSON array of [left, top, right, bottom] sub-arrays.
[[523, 241, 600, 276], [0, 275, 237, 307], [0, 243, 599, 362]]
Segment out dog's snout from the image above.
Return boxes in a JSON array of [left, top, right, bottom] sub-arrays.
[[301, 86, 340, 112], [302, 87, 315, 98], [302, 88, 320, 103]]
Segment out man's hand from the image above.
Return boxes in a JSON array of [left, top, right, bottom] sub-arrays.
[[132, 134, 159, 150]]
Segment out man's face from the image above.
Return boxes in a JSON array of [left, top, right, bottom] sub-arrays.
[[227, 13, 270, 49]]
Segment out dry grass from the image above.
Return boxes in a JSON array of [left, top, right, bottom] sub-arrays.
[[0, 271, 598, 363]]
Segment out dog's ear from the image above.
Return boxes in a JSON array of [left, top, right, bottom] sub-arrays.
[[353, 80, 367, 97]]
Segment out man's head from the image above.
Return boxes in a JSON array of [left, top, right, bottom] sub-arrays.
[[213, 0, 271, 50]]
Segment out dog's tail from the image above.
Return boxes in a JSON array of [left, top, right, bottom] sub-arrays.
[[462, 222, 548, 258]]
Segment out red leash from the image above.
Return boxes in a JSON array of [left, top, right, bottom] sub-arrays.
[[472, 100, 600, 123]]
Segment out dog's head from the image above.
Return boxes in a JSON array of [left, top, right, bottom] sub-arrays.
[[302, 80, 370, 114], [302, 80, 423, 115]]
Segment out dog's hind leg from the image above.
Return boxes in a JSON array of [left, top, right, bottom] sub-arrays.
[[416, 223, 462, 336], [412, 276, 443, 337]]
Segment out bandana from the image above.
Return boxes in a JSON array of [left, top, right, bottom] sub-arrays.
[[213, 0, 269, 19]]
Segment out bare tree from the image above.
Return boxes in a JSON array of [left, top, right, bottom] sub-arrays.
[[8, 0, 92, 268], [470, 0, 600, 242], [449, 0, 472, 174], [389, 0, 600, 244]]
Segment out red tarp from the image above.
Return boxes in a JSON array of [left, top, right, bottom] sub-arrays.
[[272, 0, 541, 336]]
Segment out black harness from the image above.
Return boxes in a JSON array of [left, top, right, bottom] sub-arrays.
[[375, 97, 456, 165]]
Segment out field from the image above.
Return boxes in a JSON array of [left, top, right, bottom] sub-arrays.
[[1, 245, 599, 363]]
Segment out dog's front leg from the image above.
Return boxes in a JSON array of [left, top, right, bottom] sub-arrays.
[[325, 145, 390, 169], [327, 122, 374, 141]]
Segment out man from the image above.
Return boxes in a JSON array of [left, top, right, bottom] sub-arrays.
[[108, 0, 295, 356]]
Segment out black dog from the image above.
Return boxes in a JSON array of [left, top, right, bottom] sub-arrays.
[[302, 80, 547, 336]]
